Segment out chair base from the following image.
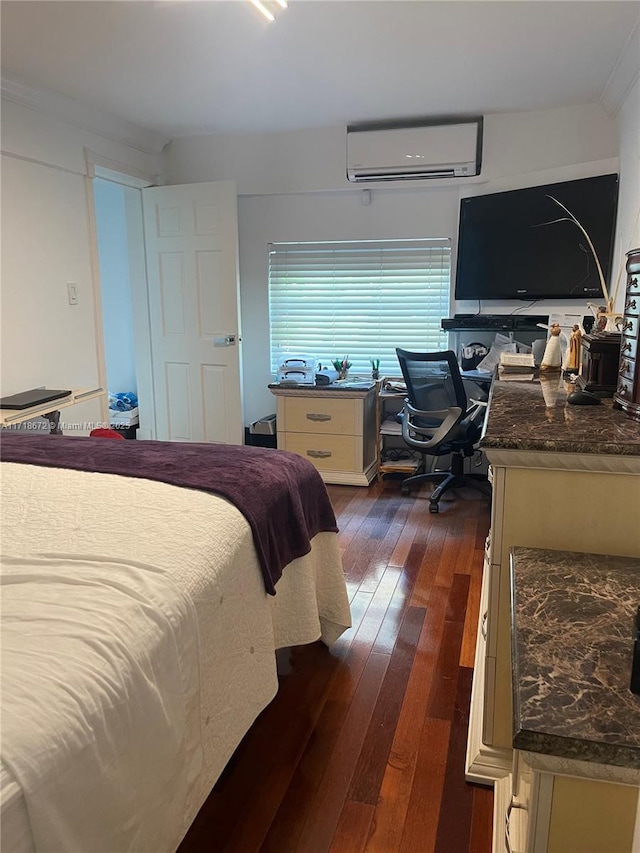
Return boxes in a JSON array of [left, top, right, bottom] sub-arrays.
[[400, 454, 491, 513]]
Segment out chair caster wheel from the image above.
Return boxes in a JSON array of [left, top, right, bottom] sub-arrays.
[[429, 503, 439, 514], [401, 486, 410, 496]]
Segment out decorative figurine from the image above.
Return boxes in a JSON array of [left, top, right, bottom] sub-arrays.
[[563, 324, 582, 373], [540, 323, 563, 371]]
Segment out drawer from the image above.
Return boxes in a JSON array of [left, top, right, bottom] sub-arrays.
[[282, 396, 357, 435], [282, 432, 360, 472], [624, 293, 639, 314], [628, 274, 639, 295], [618, 354, 636, 381], [621, 315, 638, 338], [621, 336, 638, 361], [616, 376, 635, 402]]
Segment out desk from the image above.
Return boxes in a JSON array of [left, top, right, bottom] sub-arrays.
[[466, 375, 640, 794], [0, 388, 106, 428]]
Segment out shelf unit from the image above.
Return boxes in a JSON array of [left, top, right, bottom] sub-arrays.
[[376, 378, 423, 480]]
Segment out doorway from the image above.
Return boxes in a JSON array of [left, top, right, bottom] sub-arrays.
[[90, 167, 243, 444], [94, 178, 139, 434], [91, 164, 156, 440]]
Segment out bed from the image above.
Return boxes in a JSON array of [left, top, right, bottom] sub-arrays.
[[0, 434, 351, 853]]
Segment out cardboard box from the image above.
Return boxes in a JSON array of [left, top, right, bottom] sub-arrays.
[[250, 414, 276, 435]]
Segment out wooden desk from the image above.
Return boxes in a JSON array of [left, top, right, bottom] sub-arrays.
[[0, 388, 106, 428]]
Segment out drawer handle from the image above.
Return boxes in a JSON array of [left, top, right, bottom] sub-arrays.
[[623, 320, 634, 332], [618, 381, 629, 395], [481, 611, 488, 641], [622, 341, 632, 352], [306, 413, 332, 422], [505, 796, 526, 853], [307, 449, 332, 458], [625, 297, 637, 311]]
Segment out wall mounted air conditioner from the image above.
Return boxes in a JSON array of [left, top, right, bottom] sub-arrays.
[[346, 116, 483, 182]]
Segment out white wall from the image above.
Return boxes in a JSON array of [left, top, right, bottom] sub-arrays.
[[164, 103, 619, 424], [0, 94, 163, 427], [93, 178, 137, 395]]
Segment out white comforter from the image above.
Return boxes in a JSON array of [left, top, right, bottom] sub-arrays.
[[1, 553, 202, 853], [0, 461, 351, 853]]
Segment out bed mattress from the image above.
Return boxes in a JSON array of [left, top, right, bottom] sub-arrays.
[[0, 462, 351, 852]]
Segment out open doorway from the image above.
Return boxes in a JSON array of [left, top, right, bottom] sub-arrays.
[[90, 159, 156, 440], [94, 178, 139, 436]]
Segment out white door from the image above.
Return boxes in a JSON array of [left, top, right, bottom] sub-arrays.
[[142, 181, 243, 444]]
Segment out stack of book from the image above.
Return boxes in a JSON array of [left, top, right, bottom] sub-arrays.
[[498, 352, 536, 381]]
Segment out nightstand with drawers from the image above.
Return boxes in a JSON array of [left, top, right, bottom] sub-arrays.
[[269, 384, 378, 486]]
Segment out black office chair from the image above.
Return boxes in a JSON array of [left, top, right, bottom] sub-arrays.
[[395, 348, 491, 513]]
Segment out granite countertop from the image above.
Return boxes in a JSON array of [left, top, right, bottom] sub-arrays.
[[511, 547, 640, 770], [481, 376, 640, 457], [268, 380, 375, 395]]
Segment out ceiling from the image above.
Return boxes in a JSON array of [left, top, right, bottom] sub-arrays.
[[1, 0, 639, 139]]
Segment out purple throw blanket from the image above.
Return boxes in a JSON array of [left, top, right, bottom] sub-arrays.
[[0, 434, 338, 595]]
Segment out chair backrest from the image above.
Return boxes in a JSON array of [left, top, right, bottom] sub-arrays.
[[395, 349, 468, 417]]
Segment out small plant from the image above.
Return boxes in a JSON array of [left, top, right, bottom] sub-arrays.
[[332, 356, 352, 378]]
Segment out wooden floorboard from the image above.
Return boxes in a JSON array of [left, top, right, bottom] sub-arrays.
[[178, 478, 492, 853]]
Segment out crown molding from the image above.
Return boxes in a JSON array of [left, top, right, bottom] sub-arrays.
[[1, 72, 170, 156], [600, 18, 640, 116]]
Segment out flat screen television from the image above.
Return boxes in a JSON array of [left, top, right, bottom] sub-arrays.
[[454, 173, 619, 301]]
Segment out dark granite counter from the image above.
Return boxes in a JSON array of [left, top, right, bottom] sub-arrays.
[[268, 381, 375, 396], [511, 547, 640, 769], [481, 376, 640, 457]]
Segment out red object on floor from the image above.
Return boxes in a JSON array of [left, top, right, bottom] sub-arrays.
[[89, 428, 125, 440]]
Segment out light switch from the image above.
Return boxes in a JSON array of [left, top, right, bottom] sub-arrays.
[[67, 282, 78, 305]]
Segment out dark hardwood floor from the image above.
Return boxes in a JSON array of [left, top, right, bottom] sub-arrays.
[[179, 479, 493, 853]]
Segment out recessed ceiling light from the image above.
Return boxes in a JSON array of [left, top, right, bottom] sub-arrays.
[[247, 0, 289, 22], [248, 0, 274, 21]]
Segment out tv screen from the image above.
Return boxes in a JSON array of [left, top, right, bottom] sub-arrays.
[[454, 174, 619, 301]]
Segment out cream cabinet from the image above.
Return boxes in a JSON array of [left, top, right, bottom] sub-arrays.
[[494, 752, 639, 853], [465, 377, 640, 802], [270, 385, 378, 486], [466, 460, 640, 786]]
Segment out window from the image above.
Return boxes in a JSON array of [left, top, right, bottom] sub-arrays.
[[269, 239, 451, 375]]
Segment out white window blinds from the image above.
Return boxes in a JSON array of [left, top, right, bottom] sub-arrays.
[[268, 239, 451, 375]]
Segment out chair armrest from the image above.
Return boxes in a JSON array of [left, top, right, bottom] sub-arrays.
[[401, 402, 463, 450], [466, 398, 488, 426]]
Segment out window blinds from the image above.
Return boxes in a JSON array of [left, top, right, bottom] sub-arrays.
[[268, 239, 451, 375]]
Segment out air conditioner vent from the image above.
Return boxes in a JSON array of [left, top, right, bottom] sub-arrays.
[[347, 117, 483, 183]]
